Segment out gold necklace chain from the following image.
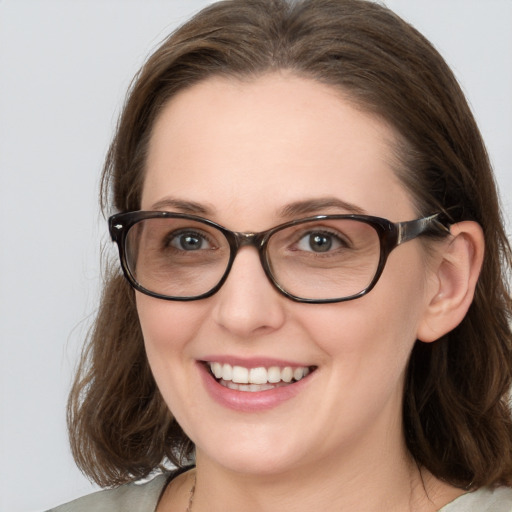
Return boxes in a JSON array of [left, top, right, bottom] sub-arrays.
[[185, 472, 197, 512]]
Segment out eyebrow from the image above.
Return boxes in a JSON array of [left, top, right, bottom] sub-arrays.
[[278, 197, 367, 217], [150, 197, 215, 216], [149, 196, 367, 219]]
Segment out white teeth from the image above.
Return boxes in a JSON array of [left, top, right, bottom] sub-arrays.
[[293, 367, 304, 381], [225, 381, 275, 392], [281, 366, 293, 383], [208, 362, 311, 386], [211, 362, 223, 379], [222, 363, 233, 381], [249, 367, 268, 385], [232, 365, 249, 384], [267, 366, 281, 383]]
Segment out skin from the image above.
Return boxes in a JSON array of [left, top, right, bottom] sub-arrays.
[[137, 73, 467, 511]]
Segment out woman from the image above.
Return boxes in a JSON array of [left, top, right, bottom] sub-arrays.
[[50, 0, 512, 510]]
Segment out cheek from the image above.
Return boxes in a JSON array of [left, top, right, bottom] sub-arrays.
[[135, 293, 208, 387], [136, 294, 204, 347], [135, 293, 212, 426], [302, 250, 429, 377]]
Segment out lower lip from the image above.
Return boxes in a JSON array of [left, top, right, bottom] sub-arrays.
[[198, 363, 312, 412]]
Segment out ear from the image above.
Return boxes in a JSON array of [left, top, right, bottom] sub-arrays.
[[416, 221, 485, 343]]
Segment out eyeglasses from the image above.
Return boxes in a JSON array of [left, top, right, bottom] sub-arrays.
[[109, 211, 450, 304]]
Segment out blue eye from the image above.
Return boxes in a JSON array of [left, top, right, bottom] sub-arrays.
[[296, 231, 344, 253], [169, 231, 211, 251]]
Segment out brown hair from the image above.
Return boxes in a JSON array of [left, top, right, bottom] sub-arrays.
[[68, 0, 512, 489]]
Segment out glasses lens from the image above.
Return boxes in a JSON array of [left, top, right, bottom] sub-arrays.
[[125, 217, 230, 298], [266, 218, 381, 300]]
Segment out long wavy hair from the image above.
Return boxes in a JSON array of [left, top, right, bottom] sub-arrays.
[[68, 0, 512, 489]]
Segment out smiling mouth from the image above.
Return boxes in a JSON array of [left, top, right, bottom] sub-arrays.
[[205, 362, 316, 392]]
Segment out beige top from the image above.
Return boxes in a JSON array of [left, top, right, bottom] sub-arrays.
[[47, 474, 512, 512], [46, 474, 169, 512]]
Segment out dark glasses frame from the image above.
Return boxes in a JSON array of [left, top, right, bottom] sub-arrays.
[[109, 211, 451, 304]]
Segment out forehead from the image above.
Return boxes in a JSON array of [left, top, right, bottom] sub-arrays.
[[142, 73, 415, 226]]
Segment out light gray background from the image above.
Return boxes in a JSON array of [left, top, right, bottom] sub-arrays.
[[0, 1, 510, 511]]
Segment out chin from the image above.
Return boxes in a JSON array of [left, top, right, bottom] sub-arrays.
[[201, 450, 301, 476]]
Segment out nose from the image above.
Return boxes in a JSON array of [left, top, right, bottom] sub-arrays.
[[211, 246, 286, 338]]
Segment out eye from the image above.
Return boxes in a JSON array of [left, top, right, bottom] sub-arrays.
[[296, 231, 345, 253], [167, 230, 212, 251]]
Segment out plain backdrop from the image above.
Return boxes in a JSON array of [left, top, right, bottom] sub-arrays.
[[0, 1, 510, 511]]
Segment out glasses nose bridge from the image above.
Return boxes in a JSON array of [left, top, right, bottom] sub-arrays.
[[232, 231, 265, 252], [228, 231, 270, 273], [222, 230, 270, 288]]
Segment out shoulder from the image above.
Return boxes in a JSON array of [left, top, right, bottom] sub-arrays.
[[440, 486, 512, 512], [46, 473, 170, 512]]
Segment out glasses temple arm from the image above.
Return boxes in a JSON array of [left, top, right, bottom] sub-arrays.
[[397, 213, 451, 245]]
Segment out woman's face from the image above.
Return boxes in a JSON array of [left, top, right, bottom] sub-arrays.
[[137, 74, 436, 476]]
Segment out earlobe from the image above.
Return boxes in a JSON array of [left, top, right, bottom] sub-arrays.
[[416, 221, 485, 343]]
